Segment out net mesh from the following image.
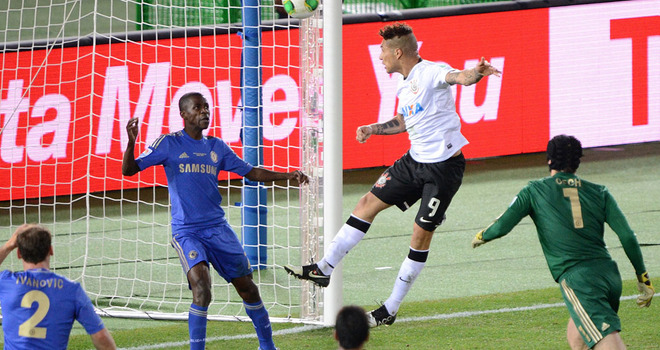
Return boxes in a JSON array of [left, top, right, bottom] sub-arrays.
[[0, 0, 322, 322]]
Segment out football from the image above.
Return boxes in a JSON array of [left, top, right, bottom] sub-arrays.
[[283, 0, 319, 19]]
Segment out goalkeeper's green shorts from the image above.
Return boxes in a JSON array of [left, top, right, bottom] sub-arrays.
[[558, 259, 622, 348]]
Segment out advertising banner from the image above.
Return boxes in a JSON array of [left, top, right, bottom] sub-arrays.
[[1, 1, 658, 201]]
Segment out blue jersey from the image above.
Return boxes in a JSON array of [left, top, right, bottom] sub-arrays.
[[136, 130, 253, 228], [0, 268, 105, 350]]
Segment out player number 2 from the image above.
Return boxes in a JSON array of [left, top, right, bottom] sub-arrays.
[[19, 290, 50, 339], [562, 188, 584, 229]]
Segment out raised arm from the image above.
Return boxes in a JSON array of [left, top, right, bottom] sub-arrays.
[[446, 57, 501, 86], [0, 225, 25, 266], [244, 168, 309, 185], [356, 113, 406, 143], [122, 117, 141, 176]]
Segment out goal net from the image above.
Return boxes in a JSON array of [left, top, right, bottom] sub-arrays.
[[0, 0, 325, 323]]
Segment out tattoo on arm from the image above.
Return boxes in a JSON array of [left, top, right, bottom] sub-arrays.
[[447, 69, 483, 86], [373, 119, 401, 135], [466, 68, 483, 84]]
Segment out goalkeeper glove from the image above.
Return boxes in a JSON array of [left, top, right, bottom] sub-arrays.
[[472, 230, 486, 248], [636, 272, 654, 308]]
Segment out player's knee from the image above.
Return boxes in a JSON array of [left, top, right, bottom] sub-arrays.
[[188, 273, 213, 306], [191, 285, 212, 306], [353, 192, 385, 221], [355, 194, 371, 211], [234, 279, 260, 302]]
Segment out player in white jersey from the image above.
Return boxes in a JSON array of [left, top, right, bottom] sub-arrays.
[[285, 22, 501, 326]]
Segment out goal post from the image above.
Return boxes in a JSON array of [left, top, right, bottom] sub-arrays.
[[321, 0, 344, 326], [0, 0, 337, 324]]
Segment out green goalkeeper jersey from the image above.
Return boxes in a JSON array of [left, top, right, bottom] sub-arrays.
[[481, 172, 646, 281]]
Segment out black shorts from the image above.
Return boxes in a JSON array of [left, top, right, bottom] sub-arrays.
[[370, 152, 465, 231]]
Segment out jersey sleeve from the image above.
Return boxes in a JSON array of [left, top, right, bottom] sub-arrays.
[[433, 63, 458, 87], [74, 284, 106, 335], [216, 139, 253, 176], [0, 270, 10, 295], [482, 186, 533, 241], [135, 134, 170, 170], [603, 188, 647, 275]]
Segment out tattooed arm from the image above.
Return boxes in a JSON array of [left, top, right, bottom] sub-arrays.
[[445, 56, 501, 86], [356, 113, 406, 143]]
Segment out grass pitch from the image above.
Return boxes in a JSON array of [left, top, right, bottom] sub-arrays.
[[60, 141, 660, 349]]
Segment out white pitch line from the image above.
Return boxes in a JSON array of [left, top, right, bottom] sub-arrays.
[[117, 325, 324, 350], [117, 293, 656, 350]]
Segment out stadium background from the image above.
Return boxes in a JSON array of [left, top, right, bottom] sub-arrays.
[[1, 0, 659, 348]]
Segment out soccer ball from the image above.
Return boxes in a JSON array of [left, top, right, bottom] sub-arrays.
[[283, 0, 319, 19]]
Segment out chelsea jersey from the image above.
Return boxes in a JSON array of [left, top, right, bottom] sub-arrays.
[[136, 130, 253, 228]]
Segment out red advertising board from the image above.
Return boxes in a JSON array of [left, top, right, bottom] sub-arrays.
[[341, 9, 549, 168], [1, 31, 303, 200], [1, 2, 658, 201]]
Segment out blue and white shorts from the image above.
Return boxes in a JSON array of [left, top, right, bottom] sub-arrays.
[[171, 222, 252, 284]]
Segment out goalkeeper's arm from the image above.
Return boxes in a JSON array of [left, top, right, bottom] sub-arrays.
[[636, 272, 654, 308], [471, 191, 531, 249]]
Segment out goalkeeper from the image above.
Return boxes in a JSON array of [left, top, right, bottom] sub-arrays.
[[472, 135, 654, 350]]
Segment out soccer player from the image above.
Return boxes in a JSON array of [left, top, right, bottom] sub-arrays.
[[472, 135, 655, 350], [122, 92, 307, 350], [284, 22, 502, 326], [334, 305, 370, 350], [0, 224, 117, 350]]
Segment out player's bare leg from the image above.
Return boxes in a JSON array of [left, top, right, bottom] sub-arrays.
[[352, 192, 391, 223], [567, 318, 626, 350], [594, 333, 626, 350], [409, 223, 434, 251], [232, 274, 260, 303], [566, 318, 589, 350]]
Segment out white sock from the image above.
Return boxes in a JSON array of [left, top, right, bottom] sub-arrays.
[[383, 248, 428, 315], [317, 215, 370, 275]]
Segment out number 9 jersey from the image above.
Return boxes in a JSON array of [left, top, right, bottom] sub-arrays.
[[0, 268, 105, 350]]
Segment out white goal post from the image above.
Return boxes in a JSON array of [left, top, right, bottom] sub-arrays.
[[0, 0, 340, 324]]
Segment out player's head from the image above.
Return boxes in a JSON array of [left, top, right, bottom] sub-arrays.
[[378, 22, 418, 74], [334, 305, 369, 350], [17, 224, 52, 264], [179, 92, 210, 130], [547, 135, 583, 173]]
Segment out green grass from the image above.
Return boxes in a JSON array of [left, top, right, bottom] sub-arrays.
[[65, 280, 659, 349], [62, 142, 660, 349], [2, 142, 659, 349]]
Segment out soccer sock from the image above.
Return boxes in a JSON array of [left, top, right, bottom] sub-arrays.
[[317, 215, 371, 275], [384, 247, 428, 315], [188, 303, 208, 350], [244, 301, 276, 350]]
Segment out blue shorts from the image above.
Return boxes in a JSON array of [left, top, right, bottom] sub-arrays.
[[171, 222, 252, 283]]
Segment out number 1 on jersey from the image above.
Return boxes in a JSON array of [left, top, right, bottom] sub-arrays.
[[563, 188, 584, 229]]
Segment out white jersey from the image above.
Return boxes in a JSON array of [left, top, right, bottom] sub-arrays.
[[396, 59, 469, 163]]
